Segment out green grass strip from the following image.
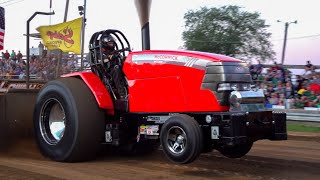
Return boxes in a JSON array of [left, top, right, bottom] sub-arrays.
[[287, 124, 320, 133]]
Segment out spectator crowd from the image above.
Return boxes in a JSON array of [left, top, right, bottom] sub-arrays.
[[251, 60, 320, 109], [0, 49, 80, 81]]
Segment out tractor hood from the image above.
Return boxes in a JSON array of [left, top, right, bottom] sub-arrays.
[[123, 50, 252, 112], [129, 50, 241, 70]]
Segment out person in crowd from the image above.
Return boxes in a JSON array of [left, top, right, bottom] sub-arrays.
[[5, 69, 12, 80], [276, 70, 284, 83], [271, 62, 286, 83], [304, 60, 315, 75], [29, 59, 37, 74], [260, 83, 267, 94], [268, 92, 279, 105], [297, 86, 307, 99], [10, 50, 16, 61], [265, 84, 275, 99], [16, 51, 23, 61], [0, 58, 4, 72], [278, 93, 286, 106], [300, 86, 313, 103], [264, 68, 274, 82], [293, 98, 306, 109], [38, 41, 44, 49], [14, 64, 23, 79], [295, 75, 304, 91], [311, 73, 320, 84], [31, 54, 37, 61], [249, 60, 264, 80], [311, 95, 320, 108], [3, 50, 10, 60], [285, 82, 294, 99], [306, 90, 318, 107], [284, 73, 292, 83], [274, 81, 285, 94]]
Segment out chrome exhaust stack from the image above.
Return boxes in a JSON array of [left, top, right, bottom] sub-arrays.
[[134, 0, 152, 50]]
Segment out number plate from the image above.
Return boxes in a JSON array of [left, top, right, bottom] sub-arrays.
[[211, 126, 219, 139]]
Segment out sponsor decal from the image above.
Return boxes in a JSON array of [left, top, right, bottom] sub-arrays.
[[139, 125, 159, 135], [7, 83, 43, 89], [154, 54, 178, 61], [131, 54, 210, 70], [147, 115, 171, 124], [132, 54, 203, 67], [0, 81, 44, 91], [47, 28, 74, 45]]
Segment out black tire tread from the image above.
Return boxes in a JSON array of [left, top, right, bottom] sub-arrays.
[[34, 77, 105, 162], [218, 142, 253, 158]]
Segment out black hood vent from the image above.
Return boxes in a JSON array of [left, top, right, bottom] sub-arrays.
[[201, 62, 252, 106]]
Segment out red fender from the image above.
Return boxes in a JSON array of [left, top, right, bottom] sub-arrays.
[[62, 72, 114, 115]]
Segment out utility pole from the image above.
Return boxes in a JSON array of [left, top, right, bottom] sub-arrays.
[[79, 0, 87, 70], [49, 0, 52, 24], [55, 0, 70, 78], [277, 20, 297, 65], [63, 0, 69, 22]]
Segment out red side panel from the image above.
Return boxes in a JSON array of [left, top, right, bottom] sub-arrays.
[[124, 52, 229, 113], [179, 68, 228, 112], [128, 76, 187, 112], [62, 72, 114, 115], [126, 65, 227, 113]]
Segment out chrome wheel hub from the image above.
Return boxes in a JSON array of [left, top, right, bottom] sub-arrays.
[[166, 126, 187, 154], [39, 98, 66, 145]]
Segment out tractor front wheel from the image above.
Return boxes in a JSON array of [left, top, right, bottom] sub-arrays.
[[160, 114, 203, 164]]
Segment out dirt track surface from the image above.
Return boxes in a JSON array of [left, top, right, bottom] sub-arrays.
[[0, 133, 319, 180]]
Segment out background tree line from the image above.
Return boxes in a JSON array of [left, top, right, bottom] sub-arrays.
[[182, 5, 275, 63]]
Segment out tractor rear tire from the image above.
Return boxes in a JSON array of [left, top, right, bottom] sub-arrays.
[[33, 77, 105, 162], [160, 114, 203, 164]]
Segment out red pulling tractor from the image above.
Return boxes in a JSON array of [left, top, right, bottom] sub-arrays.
[[32, 28, 287, 164]]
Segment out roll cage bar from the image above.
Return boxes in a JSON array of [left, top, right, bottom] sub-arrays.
[[89, 29, 131, 66], [88, 29, 131, 102]]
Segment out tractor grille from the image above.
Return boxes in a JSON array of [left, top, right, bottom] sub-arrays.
[[201, 62, 252, 106]]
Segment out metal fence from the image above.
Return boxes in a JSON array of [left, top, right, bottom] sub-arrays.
[[272, 109, 320, 122], [286, 112, 320, 122]]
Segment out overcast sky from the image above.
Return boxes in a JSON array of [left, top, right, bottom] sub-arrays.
[[1, 0, 320, 65]]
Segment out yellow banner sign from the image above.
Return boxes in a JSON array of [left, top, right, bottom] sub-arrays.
[[36, 17, 83, 54]]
